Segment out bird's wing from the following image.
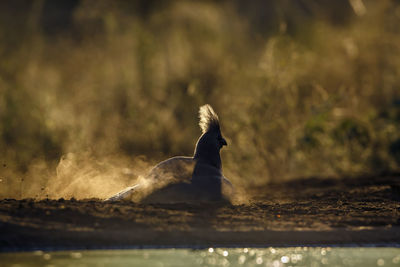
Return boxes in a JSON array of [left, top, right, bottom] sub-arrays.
[[104, 157, 195, 202], [221, 175, 234, 197], [147, 156, 196, 183], [104, 184, 141, 201]]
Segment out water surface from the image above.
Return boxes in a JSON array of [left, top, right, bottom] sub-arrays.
[[1, 247, 400, 267]]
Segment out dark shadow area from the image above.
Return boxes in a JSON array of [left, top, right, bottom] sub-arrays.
[[1, 173, 399, 251]]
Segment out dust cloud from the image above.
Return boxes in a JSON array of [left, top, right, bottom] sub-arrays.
[[0, 152, 251, 204], [0, 153, 154, 200], [47, 153, 147, 200]]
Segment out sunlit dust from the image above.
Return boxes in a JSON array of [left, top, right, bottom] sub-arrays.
[[0, 1, 400, 200]]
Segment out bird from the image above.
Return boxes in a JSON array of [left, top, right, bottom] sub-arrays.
[[105, 104, 233, 203]]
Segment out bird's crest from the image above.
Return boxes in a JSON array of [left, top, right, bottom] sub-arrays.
[[199, 104, 220, 134]]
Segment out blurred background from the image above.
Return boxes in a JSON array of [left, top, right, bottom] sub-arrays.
[[1, 0, 400, 199]]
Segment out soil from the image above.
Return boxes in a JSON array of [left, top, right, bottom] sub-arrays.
[[1, 174, 400, 251]]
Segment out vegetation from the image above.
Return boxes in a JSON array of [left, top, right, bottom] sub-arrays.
[[1, 0, 400, 198]]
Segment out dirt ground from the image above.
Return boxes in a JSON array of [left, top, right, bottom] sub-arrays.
[[1, 174, 400, 251]]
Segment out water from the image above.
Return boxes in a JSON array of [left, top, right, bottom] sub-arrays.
[[1, 247, 400, 267]]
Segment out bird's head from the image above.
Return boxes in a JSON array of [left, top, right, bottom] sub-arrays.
[[193, 104, 227, 168], [217, 132, 228, 149]]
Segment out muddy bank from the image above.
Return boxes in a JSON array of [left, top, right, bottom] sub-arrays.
[[1, 174, 400, 251]]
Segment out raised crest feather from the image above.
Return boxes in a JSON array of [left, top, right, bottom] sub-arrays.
[[199, 104, 220, 134]]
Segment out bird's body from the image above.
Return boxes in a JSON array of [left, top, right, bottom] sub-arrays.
[[105, 104, 232, 203]]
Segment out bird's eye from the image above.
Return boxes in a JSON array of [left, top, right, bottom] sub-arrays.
[[217, 136, 227, 147]]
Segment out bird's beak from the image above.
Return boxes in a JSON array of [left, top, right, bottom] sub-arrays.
[[221, 138, 227, 147]]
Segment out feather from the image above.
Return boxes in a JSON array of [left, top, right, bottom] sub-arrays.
[[105, 184, 141, 201], [199, 104, 220, 134], [105, 104, 233, 203]]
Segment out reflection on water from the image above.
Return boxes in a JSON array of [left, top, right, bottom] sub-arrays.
[[1, 247, 400, 267]]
